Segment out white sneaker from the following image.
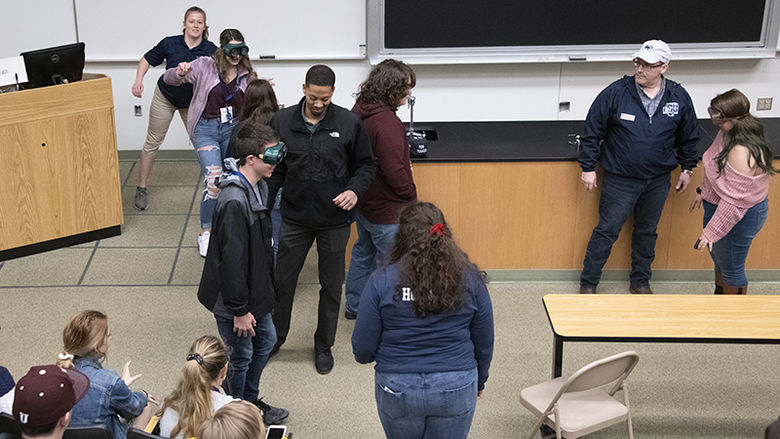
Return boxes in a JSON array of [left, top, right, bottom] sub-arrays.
[[198, 232, 210, 257]]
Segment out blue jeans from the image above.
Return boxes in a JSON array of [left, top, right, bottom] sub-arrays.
[[374, 369, 478, 439], [192, 117, 237, 229], [215, 313, 276, 402], [703, 198, 768, 286], [581, 172, 670, 288], [344, 213, 399, 314]]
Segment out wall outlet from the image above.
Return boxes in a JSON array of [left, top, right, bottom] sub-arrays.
[[134, 105, 143, 117], [757, 97, 772, 111]]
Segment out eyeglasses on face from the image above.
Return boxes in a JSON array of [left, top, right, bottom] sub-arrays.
[[633, 58, 664, 69]]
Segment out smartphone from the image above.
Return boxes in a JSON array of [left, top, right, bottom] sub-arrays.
[[694, 239, 701, 250], [265, 425, 287, 439]]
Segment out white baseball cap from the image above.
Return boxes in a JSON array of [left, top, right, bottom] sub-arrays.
[[633, 40, 671, 64]]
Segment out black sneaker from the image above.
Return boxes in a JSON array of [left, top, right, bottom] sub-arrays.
[[315, 347, 334, 374], [344, 309, 357, 320], [254, 398, 289, 425]]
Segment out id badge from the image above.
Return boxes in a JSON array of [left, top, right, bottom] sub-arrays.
[[220, 106, 234, 123]]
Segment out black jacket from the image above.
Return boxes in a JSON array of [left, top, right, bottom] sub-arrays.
[[268, 98, 376, 228], [198, 162, 275, 318]]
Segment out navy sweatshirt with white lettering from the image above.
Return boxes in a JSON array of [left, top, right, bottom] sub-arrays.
[[351, 263, 494, 390], [578, 75, 699, 178]]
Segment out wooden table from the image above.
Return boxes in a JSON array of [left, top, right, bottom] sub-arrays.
[[543, 294, 780, 377]]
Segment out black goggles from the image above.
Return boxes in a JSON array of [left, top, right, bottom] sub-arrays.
[[223, 42, 249, 58], [258, 141, 287, 166]]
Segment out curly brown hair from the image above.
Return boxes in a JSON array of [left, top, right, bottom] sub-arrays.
[[389, 201, 476, 317], [355, 59, 416, 110]]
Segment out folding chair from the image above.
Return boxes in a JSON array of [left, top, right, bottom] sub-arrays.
[[520, 351, 639, 439]]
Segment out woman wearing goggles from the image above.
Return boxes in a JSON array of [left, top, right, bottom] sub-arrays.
[[164, 28, 264, 257]]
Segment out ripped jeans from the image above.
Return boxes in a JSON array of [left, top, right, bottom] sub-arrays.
[[192, 117, 238, 229]]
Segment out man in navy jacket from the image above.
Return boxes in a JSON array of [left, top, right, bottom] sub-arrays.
[[578, 40, 699, 294]]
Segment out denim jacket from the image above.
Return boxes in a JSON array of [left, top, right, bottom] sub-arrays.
[[70, 356, 147, 439]]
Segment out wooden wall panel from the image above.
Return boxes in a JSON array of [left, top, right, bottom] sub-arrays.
[[408, 161, 780, 270]]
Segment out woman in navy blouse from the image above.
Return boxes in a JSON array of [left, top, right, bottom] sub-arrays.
[[131, 6, 217, 211]]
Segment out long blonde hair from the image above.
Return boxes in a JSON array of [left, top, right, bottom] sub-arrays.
[[57, 310, 109, 368], [199, 401, 266, 439], [160, 335, 230, 439]]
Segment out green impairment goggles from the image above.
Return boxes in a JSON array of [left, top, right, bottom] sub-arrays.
[[223, 42, 249, 58], [258, 141, 287, 165]]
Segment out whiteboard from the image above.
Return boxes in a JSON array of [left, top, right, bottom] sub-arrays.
[[75, 0, 366, 61], [0, 0, 78, 59]]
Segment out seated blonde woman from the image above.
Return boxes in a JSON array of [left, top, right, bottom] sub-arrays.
[[199, 401, 267, 439], [58, 310, 154, 439], [159, 335, 237, 438]]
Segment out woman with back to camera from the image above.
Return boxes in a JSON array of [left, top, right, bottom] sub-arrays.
[[198, 400, 267, 439], [224, 78, 284, 255], [158, 335, 237, 439], [225, 78, 278, 160], [131, 6, 217, 211], [352, 201, 494, 439], [690, 88, 777, 294], [164, 28, 257, 257], [57, 310, 154, 439]]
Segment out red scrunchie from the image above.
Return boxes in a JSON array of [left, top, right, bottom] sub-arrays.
[[429, 223, 444, 236]]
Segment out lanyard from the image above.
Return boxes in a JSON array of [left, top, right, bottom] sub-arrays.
[[234, 171, 259, 205], [223, 75, 243, 103]]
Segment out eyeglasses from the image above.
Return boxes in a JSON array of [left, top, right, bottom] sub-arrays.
[[633, 58, 664, 69]]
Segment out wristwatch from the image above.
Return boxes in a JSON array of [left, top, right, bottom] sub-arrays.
[[682, 169, 693, 175]]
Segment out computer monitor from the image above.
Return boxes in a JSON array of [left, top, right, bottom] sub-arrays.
[[20, 42, 85, 88]]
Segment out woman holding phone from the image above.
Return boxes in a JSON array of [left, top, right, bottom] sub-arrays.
[[690, 88, 777, 294]]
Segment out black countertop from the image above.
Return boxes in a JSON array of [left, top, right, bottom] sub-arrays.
[[407, 118, 780, 162]]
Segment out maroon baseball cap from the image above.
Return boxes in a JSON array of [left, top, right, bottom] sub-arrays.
[[12, 365, 90, 428]]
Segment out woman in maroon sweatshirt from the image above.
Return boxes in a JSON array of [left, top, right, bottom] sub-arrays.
[[345, 59, 418, 318]]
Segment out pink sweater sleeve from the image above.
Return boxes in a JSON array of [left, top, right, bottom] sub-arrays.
[[702, 201, 749, 242]]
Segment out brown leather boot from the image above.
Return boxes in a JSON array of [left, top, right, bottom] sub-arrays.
[[714, 270, 724, 295], [721, 281, 748, 295]]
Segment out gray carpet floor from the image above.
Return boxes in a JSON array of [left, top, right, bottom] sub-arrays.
[[1, 158, 779, 438]]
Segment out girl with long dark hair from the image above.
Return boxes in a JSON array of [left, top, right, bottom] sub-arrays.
[[352, 201, 494, 439], [690, 88, 777, 293]]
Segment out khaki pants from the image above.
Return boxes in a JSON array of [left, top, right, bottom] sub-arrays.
[[141, 86, 188, 156]]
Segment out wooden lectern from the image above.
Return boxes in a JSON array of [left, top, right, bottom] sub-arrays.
[[0, 73, 123, 260]]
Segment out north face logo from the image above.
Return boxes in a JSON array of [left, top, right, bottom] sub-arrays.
[[662, 102, 679, 117]]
